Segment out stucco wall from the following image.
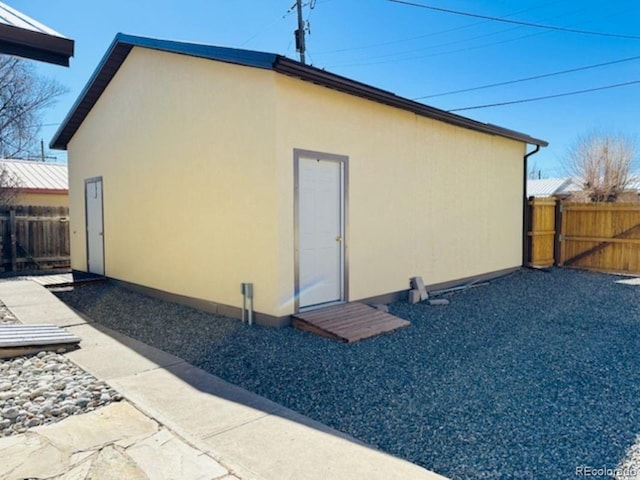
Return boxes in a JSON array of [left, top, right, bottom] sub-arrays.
[[67, 46, 527, 319], [67, 47, 280, 315], [274, 74, 525, 308], [15, 191, 68, 207]]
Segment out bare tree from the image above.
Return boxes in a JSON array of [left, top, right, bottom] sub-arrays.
[[566, 132, 638, 202], [0, 55, 66, 158], [0, 164, 22, 205], [527, 159, 543, 180]]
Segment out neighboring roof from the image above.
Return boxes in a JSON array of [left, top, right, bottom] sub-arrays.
[[0, 2, 74, 66], [528, 175, 640, 198], [50, 33, 548, 150], [527, 177, 580, 197], [0, 159, 68, 192], [628, 175, 640, 191]]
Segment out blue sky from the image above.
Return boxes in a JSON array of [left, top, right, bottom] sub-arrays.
[[10, 0, 640, 177]]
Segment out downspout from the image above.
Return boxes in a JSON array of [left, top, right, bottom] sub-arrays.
[[522, 145, 541, 267]]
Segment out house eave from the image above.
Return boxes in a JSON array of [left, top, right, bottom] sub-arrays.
[[50, 33, 548, 151], [274, 58, 548, 147], [0, 21, 73, 66]]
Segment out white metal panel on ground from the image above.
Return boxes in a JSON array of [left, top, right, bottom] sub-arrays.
[[0, 324, 80, 347], [298, 157, 343, 308], [86, 178, 104, 275]]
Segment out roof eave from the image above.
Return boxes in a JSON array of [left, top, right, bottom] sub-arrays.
[[51, 36, 131, 150], [274, 58, 547, 147], [51, 34, 547, 150], [51, 33, 278, 150], [18, 188, 68, 195], [0, 23, 73, 66]]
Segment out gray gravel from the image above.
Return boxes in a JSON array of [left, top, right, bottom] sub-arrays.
[[0, 303, 122, 437], [55, 268, 640, 479]]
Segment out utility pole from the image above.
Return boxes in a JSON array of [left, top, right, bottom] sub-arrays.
[[295, 0, 306, 64]]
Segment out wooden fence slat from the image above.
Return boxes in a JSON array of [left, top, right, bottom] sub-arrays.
[[559, 202, 640, 274], [527, 197, 556, 267], [0, 206, 70, 273], [565, 236, 640, 245], [9, 209, 16, 272]]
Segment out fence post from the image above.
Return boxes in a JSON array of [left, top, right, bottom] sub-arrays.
[[557, 202, 567, 266], [526, 195, 538, 267], [9, 208, 16, 272], [554, 200, 562, 266]]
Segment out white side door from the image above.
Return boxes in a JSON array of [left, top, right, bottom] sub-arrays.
[[297, 156, 344, 308], [85, 178, 104, 275]]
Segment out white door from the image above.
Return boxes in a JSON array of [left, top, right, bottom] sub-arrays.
[[297, 156, 344, 308], [85, 178, 104, 275]]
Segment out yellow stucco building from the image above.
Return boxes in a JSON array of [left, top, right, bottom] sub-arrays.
[[51, 34, 546, 326]]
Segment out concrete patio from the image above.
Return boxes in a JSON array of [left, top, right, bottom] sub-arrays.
[[0, 280, 446, 480]]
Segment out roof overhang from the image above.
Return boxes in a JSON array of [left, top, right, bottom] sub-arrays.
[[274, 58, 548, 147], [51, 33, 547, 150], [0, 2, 74, 66], [19, 188, 68, 195]]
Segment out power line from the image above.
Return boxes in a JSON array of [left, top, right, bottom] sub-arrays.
[[240, 4, 299, 47], [388, 0, 640, 40], [448, 79, 640, 112], [325, 5, 593, 68], [324, 3, 626, 69], [316, 17, 494, 55], [416, 54, 640, 100], [5, 122, 61, 130], [315, 0, 564, 55], [326, 27, 549, 68]]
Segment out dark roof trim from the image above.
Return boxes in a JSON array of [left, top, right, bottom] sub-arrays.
[[0, 3, 74, 67], [19, 187, 68, 195], [274, 58, 547, 147], [0, 23, 74, 66], [50, 33, 547, 150]]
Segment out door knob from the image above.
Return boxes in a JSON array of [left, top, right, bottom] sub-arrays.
[[336, 236, 342, 242]]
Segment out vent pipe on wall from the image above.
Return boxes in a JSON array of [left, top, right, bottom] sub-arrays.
[[241, 283, 254, 325]]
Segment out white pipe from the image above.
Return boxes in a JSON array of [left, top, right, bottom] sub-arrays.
[[241, 283, 254, 325], [246, 283, 254, 326], [241, 285, 246, 323]]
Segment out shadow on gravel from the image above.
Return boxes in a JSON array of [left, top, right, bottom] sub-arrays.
[[55, 268, 640, 480]]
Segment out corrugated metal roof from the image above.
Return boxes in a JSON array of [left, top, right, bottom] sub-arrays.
[[527, 178, 579, 197], [0, 2, 62, 36], [50, 33, 547, 150], [529, 175, 640, 198], [0, 159, 67, 191], [628, 175, 640, 191], [0, 2, 73, 66]]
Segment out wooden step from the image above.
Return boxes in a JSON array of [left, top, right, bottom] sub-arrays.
[[292, 302, 409, 343]]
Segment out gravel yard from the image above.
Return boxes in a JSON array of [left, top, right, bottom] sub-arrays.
[[0, 303, 122, 437], [56, 268, 640, 479]]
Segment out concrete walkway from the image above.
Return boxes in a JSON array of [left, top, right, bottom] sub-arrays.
[[0, 280, 448, 480]]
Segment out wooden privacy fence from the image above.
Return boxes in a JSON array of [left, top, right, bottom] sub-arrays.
[[527, 197, 557, 268], [0, 206, 70, 273], [559, 202, 640, 273], [528, 198, 640, 274]]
